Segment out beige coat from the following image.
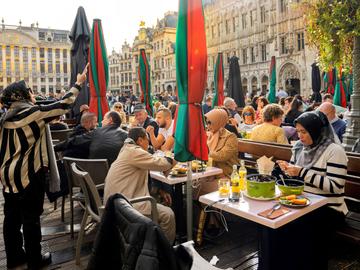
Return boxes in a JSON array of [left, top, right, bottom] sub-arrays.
[[209, 129, 239, 178], [104, 142, 173, 215]]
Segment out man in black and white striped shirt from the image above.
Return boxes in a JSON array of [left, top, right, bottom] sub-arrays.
[[0, 66, 87, 269]]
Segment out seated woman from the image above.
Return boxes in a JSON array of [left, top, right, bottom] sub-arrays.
[[205, 109, 239, 179], [218, 106, 241, 138], [284, 98, 303, 126], [250, 104, 288, 144], [238, 105, 256, 132], [255, 96, 269, 124], [277, 111, 348, 239], [112, 102, 127, 124]]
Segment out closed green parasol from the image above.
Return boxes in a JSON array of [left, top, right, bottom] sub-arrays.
[[138, 49, 153, 116], [88, 19, 109, 125]]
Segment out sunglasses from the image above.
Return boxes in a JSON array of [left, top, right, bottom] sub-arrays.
[[115, 106, 122, 109], [243, 112, 253, 116]]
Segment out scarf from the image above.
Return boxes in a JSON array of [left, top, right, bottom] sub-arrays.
[[205, 109, 228, 152], [292, 111, 337, 169]]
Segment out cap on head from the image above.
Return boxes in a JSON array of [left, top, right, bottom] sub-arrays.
[[133, 103, 146, 113]]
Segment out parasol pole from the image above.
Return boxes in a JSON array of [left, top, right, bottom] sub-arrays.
[[186, 161, 193, 241]]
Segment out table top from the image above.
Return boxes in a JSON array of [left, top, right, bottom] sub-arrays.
[[199, 191, 328, 229], [150, 167, 223, 185]]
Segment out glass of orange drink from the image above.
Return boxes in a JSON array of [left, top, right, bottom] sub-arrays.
[[218, 178, 230, 198]]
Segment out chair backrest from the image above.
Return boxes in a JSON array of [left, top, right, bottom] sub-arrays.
[[63, 157, 109, 187], [51, 129, 73, 142], [70, 162, 102, 221], [63, 118, 77, 127]]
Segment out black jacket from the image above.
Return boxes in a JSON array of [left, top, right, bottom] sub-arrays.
[[87, 194, 192, 270], [143, 116, 159, 137], [55, 125, 127, 165], [70, 124, 89, 137]]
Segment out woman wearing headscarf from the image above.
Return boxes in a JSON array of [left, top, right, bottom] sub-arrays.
[[195, 109, 239, 236], [277, 111, 348, 228], [205, 109, 239, 178]]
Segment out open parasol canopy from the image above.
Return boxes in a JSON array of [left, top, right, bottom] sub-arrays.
[[267, 56, 276, 103], [88, 19, 109, 125], [138, 49, 153, 116], [212, 52, 224, 108]]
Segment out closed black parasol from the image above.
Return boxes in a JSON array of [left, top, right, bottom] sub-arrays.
[[311, 63, 322, 102], [69, 6, 91, 118], [226, 56, 245, 107]]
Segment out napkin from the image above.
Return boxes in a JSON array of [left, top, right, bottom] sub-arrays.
[[257, 155, 275, 175], [258, 206, 291, 219]]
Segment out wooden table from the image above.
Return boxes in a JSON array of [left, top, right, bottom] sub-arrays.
[[199, 191, 329, 269], [150, 167, 223, 240]]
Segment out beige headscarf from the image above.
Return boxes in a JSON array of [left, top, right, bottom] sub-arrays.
[[205, 109, 229, 152]]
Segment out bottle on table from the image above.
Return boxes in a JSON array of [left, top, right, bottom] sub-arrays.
[[238, 160, 247, 202], [230, 164, 240, 202]]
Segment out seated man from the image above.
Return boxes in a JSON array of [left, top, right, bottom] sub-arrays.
[[132, 103, 159, 136], [146, 108, 174, 151], [104, 127, 176, 243], [71, 112, 98, 137], [319, 102, 347, 142], [202, 95, 212, 114], [55, 111, 127, 165], [224, 97, 242, 126]]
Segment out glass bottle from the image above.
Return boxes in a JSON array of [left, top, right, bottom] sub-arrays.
[[230, 165, 240, 202], [238, 160, 247, 202]]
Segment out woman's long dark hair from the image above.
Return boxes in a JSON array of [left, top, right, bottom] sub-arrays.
[[286, 98, 303, 115]]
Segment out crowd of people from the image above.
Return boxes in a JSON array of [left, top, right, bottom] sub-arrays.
[[0, 74, 359, 269]]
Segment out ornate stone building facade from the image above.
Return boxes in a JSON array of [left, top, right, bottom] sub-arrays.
[[203, 0, 318, 98], [151, 11, 177, 94], [128, 12, 178, 96], [131, 23, 154, 96], [0, 21, 71, 94], [109, 41, 133, 94]]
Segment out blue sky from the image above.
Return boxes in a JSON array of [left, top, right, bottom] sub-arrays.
[[1, 0, 178, 52]]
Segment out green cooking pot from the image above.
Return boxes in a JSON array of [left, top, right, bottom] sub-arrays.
[[276, 179, 304, 195]]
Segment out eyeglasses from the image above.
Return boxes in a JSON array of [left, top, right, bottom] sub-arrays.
[[243, 112, 253, 116], [115, 106, 122, 109]]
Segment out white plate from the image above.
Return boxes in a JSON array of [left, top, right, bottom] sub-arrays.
[[244, 189, 281, 201]]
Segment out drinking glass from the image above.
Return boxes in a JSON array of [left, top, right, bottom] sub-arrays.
[[218, 178, 230, 198]]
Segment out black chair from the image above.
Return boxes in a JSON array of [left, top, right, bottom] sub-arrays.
[[71, 164, 159, 266], [62, 157, 109, 238], [50, 129, 73, 142]]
